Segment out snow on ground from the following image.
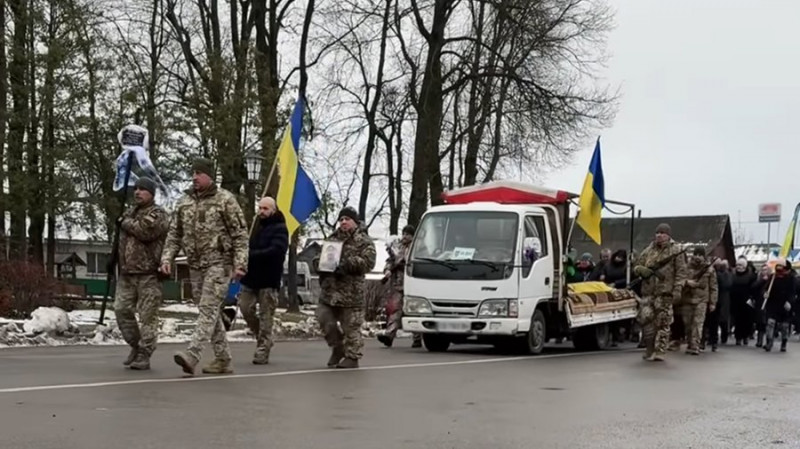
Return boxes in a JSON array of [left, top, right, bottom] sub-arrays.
[[23, 307, 73, 334], [161, 303, 199, 314], [0, 304, 395, 349]]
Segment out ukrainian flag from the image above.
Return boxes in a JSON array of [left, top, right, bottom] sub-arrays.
[[276, 97, 321, 236], [779, 203, 800, 258], [575, 138, 605, 245]]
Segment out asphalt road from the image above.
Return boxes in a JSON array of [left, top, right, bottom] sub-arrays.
[[1, 339, 800, 449]]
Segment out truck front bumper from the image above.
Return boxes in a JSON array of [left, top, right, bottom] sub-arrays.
[[401, 317, 520, 336]]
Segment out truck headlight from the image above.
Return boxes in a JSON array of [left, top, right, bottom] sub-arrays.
[[403, 296, 432, 315], [478, 299, 518, 318]]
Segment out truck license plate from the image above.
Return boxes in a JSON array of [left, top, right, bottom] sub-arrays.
[[438, 320, 471, 332]]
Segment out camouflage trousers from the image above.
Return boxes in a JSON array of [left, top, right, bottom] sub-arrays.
[[642, 295, 673, 356], [114, 274, 162, 356], [681, 303, 707, 351], [186, 266, 231, 362], [385, 291, 421, 343], [317, 303, 364, 360], [239, 286, 278, 355]]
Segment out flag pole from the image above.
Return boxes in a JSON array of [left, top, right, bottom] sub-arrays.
[[249, 156, 279, 236], [98, 151, 135, 325]]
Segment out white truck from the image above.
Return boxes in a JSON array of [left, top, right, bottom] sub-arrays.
[[401, 181, 640, 354]]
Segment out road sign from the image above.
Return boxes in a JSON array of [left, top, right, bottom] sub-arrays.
[[759, 203, 782, 223]]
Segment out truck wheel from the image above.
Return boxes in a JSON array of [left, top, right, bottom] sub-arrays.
[[521, 309, 547, 355], [573, 323, 610, 351], [423, 334, 450, 352]]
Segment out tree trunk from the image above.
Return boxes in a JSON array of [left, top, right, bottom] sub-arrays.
[[27, 0, 44, 265], [43, 1, 59, 276], [357, 0, 392, 221], [8, 0, 29, 260], [407, 0, 450, 226], [0, 0, 8, 251], [253, 0, 281, 197]]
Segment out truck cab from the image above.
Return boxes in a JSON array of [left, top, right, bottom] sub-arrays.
[[401, 181, 639, 354]]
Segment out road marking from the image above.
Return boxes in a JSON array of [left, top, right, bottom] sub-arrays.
[[0, 349, 635, 394]]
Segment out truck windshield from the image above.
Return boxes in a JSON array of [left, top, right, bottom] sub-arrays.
[[409, 211, 518, 280]]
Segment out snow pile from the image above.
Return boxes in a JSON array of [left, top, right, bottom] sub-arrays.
[[1, 305, 393, 348], [22, 307, 75, 335]]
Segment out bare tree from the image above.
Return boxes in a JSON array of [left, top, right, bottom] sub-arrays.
[[8, 0, 31, 259]]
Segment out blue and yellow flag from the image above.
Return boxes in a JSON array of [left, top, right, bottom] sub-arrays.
[[779, 203, 800, 258], [575, 138, 605, 245], [276, 97, 321, 236]]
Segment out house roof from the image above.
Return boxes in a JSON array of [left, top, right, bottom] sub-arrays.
[[55, 252, 87, 266], [570, 214, 735, 263]]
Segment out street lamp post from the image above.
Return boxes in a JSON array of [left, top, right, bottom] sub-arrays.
[[243, 151, 264, 228], [244, 151, 264, 185]]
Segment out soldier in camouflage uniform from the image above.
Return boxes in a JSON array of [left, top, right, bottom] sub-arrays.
[[160, 158, 249, 376], [633, 223, 688, 361], [314, 206, 376, 369], [114, 177, 169, 370], [680, 247, 718, 355], [377, 225, 422, 348]]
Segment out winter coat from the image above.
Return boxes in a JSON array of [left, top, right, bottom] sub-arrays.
[[315, 227, 377, 308], [763, 272, 796, 321], [240, 211, 289, 290], [730, 269, 757, 312], [600, 249, 628, 288], [715, 268, 733, 321], [119, 202, 169, 275]]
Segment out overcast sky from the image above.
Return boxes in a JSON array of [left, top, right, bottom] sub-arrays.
[[545, 0, 800, 246]]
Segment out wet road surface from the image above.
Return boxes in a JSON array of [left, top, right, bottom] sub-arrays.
[[1, 339, 800, 448]]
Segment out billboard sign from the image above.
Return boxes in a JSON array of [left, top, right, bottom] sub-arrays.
[[759, 203, 781, 223]]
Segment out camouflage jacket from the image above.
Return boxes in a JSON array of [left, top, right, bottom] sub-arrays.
[[161, 185, 249, 271], [384, 239, 411, 292], [636, 240, 687, 302], [119, 202, 169, 275], [682, 261, 719, 306], [316, 227, 376, 308]]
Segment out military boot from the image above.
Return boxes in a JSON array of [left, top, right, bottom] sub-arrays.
[[129, 352, 151, 370], [781, 339, 788, 352], [668, 340, 681, 351], [411, 335, 422, 348], [756, 333, 764, 348], [327, 346, 344, 368], [336, 357, 359, 369], [174, 351, 199, 376], [202, 358, 234, 374], [377, 334, 393, 348], [123, 346, 139, 366], [252, 347, 270, 365]]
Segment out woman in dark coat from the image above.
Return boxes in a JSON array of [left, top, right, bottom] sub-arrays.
[[730, 257, 757, 346], [761, 259, 796, 352], [599, 249, 630, 345]]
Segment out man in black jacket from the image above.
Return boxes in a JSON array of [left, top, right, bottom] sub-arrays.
[[239, 197, 289, 365]]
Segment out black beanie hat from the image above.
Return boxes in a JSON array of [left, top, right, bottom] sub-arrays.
[[192, 157, 215, 177], [134, 177, 157, 196], [402, 225, 416, 236], [337, 206, 360, 223]]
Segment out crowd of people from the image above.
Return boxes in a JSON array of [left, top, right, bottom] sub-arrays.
[[113, 158, 376, 375], [573, 223, 799, 361], [111, 158, 797, 375]]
